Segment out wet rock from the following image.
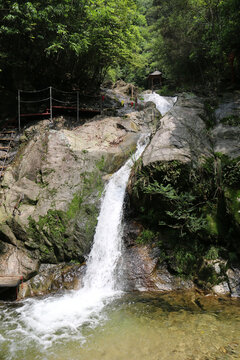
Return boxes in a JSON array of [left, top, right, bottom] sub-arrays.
[[212, 282, 230, 295], [123, 220, 143, 248], [212, 92, 240, 158], [124, 244, 194, 292], [0, 243, 38, 279], [123, 104, 161, 134], [227, 268, 240, 297], [141, 102, 162, 132], [18, 263, 86, 299]]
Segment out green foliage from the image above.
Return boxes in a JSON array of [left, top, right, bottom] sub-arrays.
[[148, 0, 240, 89], [215, 154, 240, 188], [130, 155, 240, 277], [220, 115, 240, 127], [225, 188, 240, 227], [198, 265, 220, 286], [96, 156, 105, 172], [174, 248, 198, 276], [201, 100, 218, 129], [28, 210, 67, 243], [205, 246, 219, 260], [136, 229, 156, 244], [156, 86, 176, 97], [27, 164, 104, 262], [0, 0, 144, 100], [131, 160, 216, 239]]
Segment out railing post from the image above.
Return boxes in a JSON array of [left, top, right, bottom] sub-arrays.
[[18, 90, 21, 132], [77, 91, 79, 122], [50, 86, 53, 121]]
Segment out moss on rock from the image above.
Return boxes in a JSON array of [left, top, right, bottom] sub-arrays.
[[128, 154, 240, 286], [26, 165, 105, 264]]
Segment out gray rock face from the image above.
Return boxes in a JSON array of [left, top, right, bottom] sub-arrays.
[[18, 262, 86, 299], [215, 91, 240, 122], [212, 282, 230, 295], [212, 91, 240, 158], [212, 268, 240, 297], [2, 90, 240, 298], [124, 244, 194, 292], [143, 95, 212, 166], [127, 92, 240, 296], [0, 115, 147, 279], [227, 268, 240, 297], [211, 124, 240, 158], [0, 243, 38, 278]]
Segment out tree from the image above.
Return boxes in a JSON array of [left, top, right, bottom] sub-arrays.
[[149, 0, 240, 89], [0, 0, 143, 95]]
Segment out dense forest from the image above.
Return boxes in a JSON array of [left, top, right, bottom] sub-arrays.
[[0, 0, 240, 113]]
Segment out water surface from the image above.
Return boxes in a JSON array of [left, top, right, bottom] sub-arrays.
[[1, 291, 240, 360]]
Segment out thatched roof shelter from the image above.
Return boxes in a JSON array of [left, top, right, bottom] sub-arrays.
[[148, 70, 162, 91]]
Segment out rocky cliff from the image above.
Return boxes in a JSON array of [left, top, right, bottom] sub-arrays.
[[1, 88, 240, 298], [127, 91, 240, 296], [0, 107, 155, 279]]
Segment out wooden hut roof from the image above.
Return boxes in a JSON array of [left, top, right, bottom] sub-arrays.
[[148, 70, 162, 77]]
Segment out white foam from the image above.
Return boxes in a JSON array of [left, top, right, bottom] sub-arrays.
[[143, 92, 177, 116]]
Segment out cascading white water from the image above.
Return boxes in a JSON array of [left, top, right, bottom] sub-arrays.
[[3, 134, 149, 351], [83, 134, 150, 292], [143, 92, 177, 116]]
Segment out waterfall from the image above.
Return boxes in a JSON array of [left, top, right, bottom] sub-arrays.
[[83, 134, 149, 291], [143, 92, 177, 116], [9, 134, 149, 348]]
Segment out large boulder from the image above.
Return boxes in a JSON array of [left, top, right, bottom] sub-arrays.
[[212, 124, 240, 158], [142, 94, 212, 166], [215, 91, 240, 122], [18, 263, 86, 299], [124, 244, 194, 292], [127, 93, 240, 292], [0, 115, 145, 279]]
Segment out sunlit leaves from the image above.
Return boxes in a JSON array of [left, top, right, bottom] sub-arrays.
[[0, 0, 144, 90]]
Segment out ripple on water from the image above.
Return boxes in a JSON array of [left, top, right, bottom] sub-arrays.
[[0, 292, 240, 360]]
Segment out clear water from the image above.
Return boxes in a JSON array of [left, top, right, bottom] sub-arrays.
[[1, 292, 240, 360]]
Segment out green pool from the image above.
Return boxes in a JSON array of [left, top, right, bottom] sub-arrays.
[[0, 291, 240, 360]]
